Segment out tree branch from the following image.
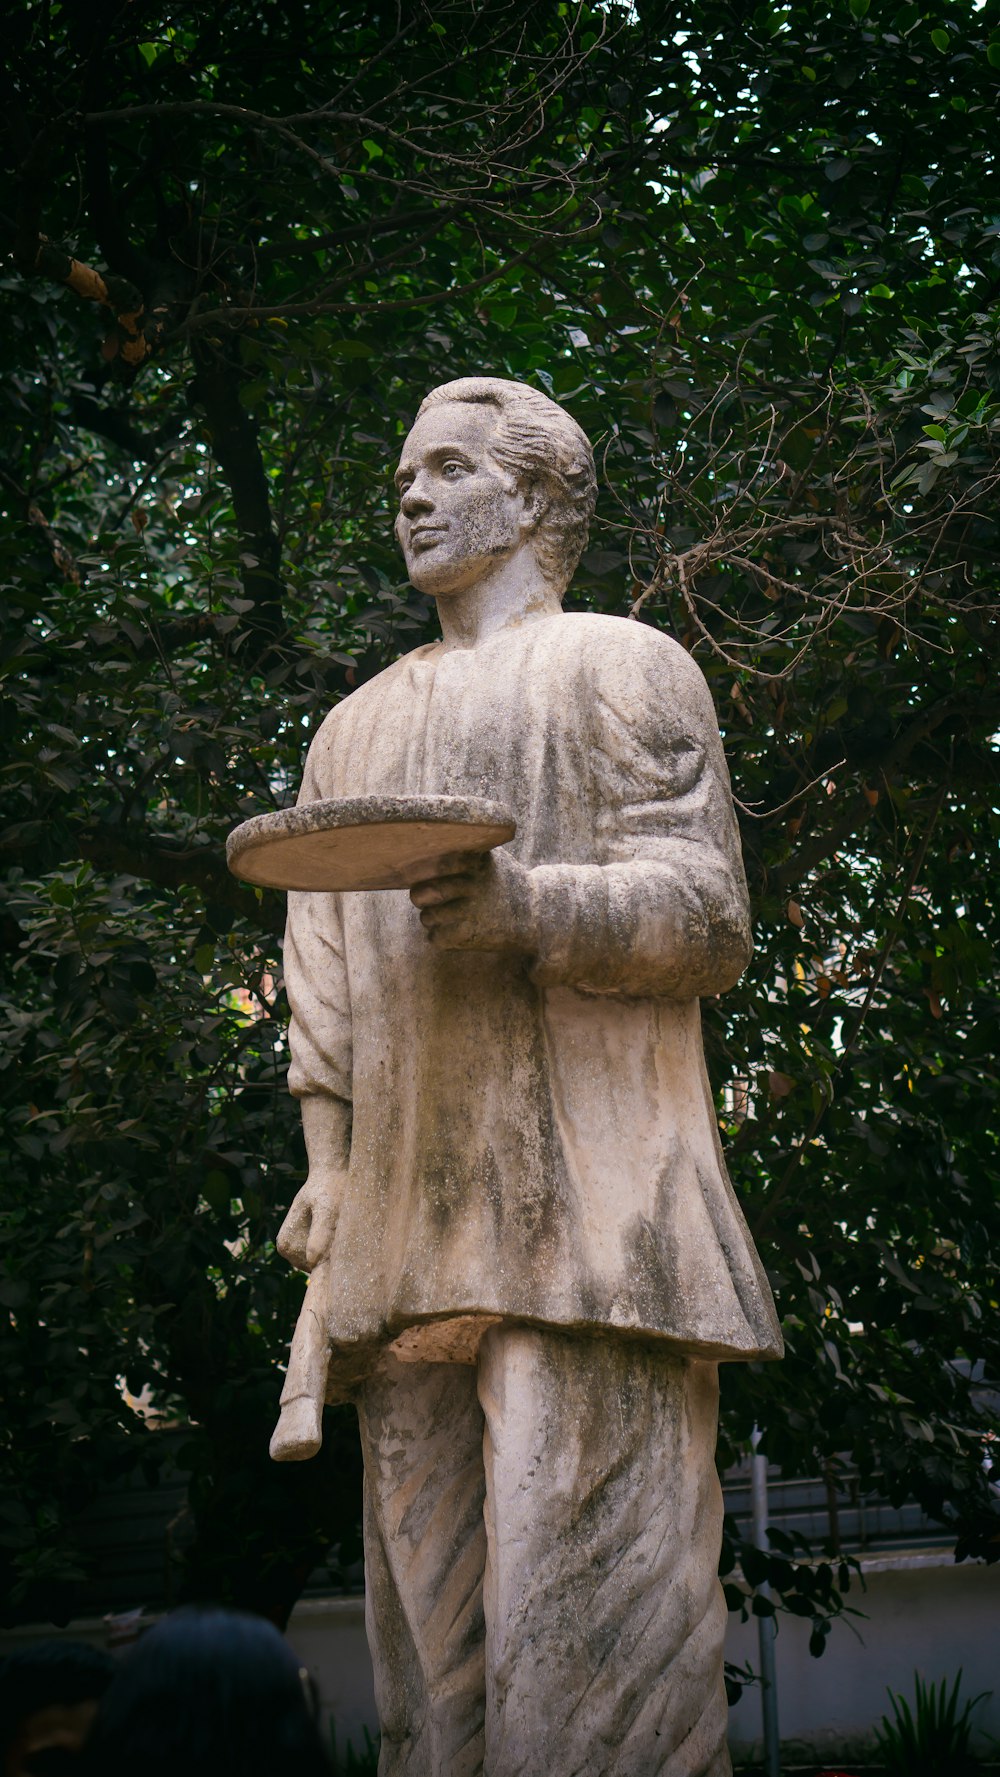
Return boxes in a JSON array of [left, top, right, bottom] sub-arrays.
[[752, 782, 949, 1239], [69, 392, 182, 463], [181, 233, 585, 331], [0, 466, 80, 583], [14, 230, 153, 369], [189, 337, 284, 651], [772, 689, 995, 894], [0, 821, 283, 937]]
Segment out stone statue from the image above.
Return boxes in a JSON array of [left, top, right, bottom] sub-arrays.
[[270, 379, 782, 1776]]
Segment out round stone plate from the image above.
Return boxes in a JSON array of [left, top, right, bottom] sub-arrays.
[[226, 794, 516, 892]]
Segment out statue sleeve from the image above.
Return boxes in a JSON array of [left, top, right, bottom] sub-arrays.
[[282, 745, 353, 1106], [529, 629, 752, 1001]]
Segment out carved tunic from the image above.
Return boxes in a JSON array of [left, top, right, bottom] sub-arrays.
[[284, 611, 782, 1396]]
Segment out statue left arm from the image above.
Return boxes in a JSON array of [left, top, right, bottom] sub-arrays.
[[412, 627, 751, 1001], [530, 630, 751, 997]]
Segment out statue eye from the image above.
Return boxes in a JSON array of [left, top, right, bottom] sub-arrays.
[[442, 461, 465, 478]]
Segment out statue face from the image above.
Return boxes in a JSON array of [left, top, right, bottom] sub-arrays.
[[394, 401, 535, 598]]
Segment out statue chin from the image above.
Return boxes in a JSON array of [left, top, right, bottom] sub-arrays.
[[405, 559, 458, 598], [405, 549, 482, 600]]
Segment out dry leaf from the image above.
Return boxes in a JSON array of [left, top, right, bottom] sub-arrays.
[[768, 1071, 796, 1099]]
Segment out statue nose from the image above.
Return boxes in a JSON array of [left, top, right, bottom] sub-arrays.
[[401, 483, 434, 516]]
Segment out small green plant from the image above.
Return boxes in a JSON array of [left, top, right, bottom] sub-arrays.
[[873, 1670, 989, 1776], [329, 1721, 380, 1775]]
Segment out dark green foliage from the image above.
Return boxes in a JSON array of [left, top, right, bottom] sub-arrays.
[[720, 1517, 863, 1667], [330, 1724, 380, 1776], [1, 0, 998, 1636], [874, 1671, 990, 1775]]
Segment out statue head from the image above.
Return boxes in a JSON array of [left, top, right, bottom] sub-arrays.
[[394, 377, 596, 601]]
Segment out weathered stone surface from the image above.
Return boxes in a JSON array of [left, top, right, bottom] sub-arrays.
[[227, 793, 515, 892], [276, 615, 780, 1374], [247, 377, 781, 1775], [359, 1332, 731, 1777]]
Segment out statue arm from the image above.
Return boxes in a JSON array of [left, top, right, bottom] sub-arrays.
[[528, 856, 750, 1000], [528, 632, 752, 1001], [278, 740, 354, 1269], [284, 886, 353, 1109]]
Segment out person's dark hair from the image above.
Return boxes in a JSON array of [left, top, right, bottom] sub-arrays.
[[80, 1608, 330, 1777], [0, 1642, 113, 1755]]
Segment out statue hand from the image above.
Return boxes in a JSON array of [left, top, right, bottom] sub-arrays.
[[277, 1170, 345, 1272], [409, 847, 536, 954]]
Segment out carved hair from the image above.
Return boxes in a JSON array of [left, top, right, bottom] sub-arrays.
[[416, 377, 597, 592]]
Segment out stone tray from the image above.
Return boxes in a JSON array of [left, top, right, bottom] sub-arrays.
[[226, 794, 516, 892]]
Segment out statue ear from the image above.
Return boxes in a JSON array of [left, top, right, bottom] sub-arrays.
[[520, 482, 548, 532]]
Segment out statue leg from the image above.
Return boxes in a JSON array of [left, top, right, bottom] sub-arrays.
[[478, 1327, 732, 1777], [356, 1351, 488, 1777]]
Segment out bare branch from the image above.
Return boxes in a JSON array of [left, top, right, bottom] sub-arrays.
[[616, 359, 1000, 685], [733, 760, 848, 822]]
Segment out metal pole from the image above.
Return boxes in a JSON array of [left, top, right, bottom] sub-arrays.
[[751, 1424, 780, 1777]]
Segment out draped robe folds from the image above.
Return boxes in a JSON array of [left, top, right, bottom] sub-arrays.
[[283, 611, 782, 1399]]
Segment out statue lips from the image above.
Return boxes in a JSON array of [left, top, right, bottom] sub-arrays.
[[409, 522, 449, 552]]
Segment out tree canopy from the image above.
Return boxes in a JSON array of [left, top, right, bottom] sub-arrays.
[[2, 0, 998, 1644]]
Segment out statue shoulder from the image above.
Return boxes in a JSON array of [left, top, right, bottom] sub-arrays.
[[309, 644, 437, 742], [551, 612, 711, 700], [298, 644, 435, 793]]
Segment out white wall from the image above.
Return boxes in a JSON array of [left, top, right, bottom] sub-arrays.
[[287, 1597, 376, 1762], [288, 1551, 1000, 1765], [727, 1550, 1000, 1765]]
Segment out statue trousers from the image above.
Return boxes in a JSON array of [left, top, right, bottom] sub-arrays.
[[355, 1324, 732, 1777]]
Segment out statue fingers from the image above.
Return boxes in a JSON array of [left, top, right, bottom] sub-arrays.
[[410, 871, 478, 908], [305, 1196, 337, 1269], [276, 1194, 312, 1269], [410, 880, 454, 909], [421, 906, 479, 948], [418, 902, 461, 934]]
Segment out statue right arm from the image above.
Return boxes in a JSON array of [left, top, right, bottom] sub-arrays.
[[276, 1092, 351, 1271], [278, 743, 354, 1269]]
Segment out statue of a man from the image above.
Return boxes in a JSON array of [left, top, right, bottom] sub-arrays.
[[272, 378, 782, 1776]]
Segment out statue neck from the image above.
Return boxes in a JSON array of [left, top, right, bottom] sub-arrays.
[[433, 552, 562, 651]]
